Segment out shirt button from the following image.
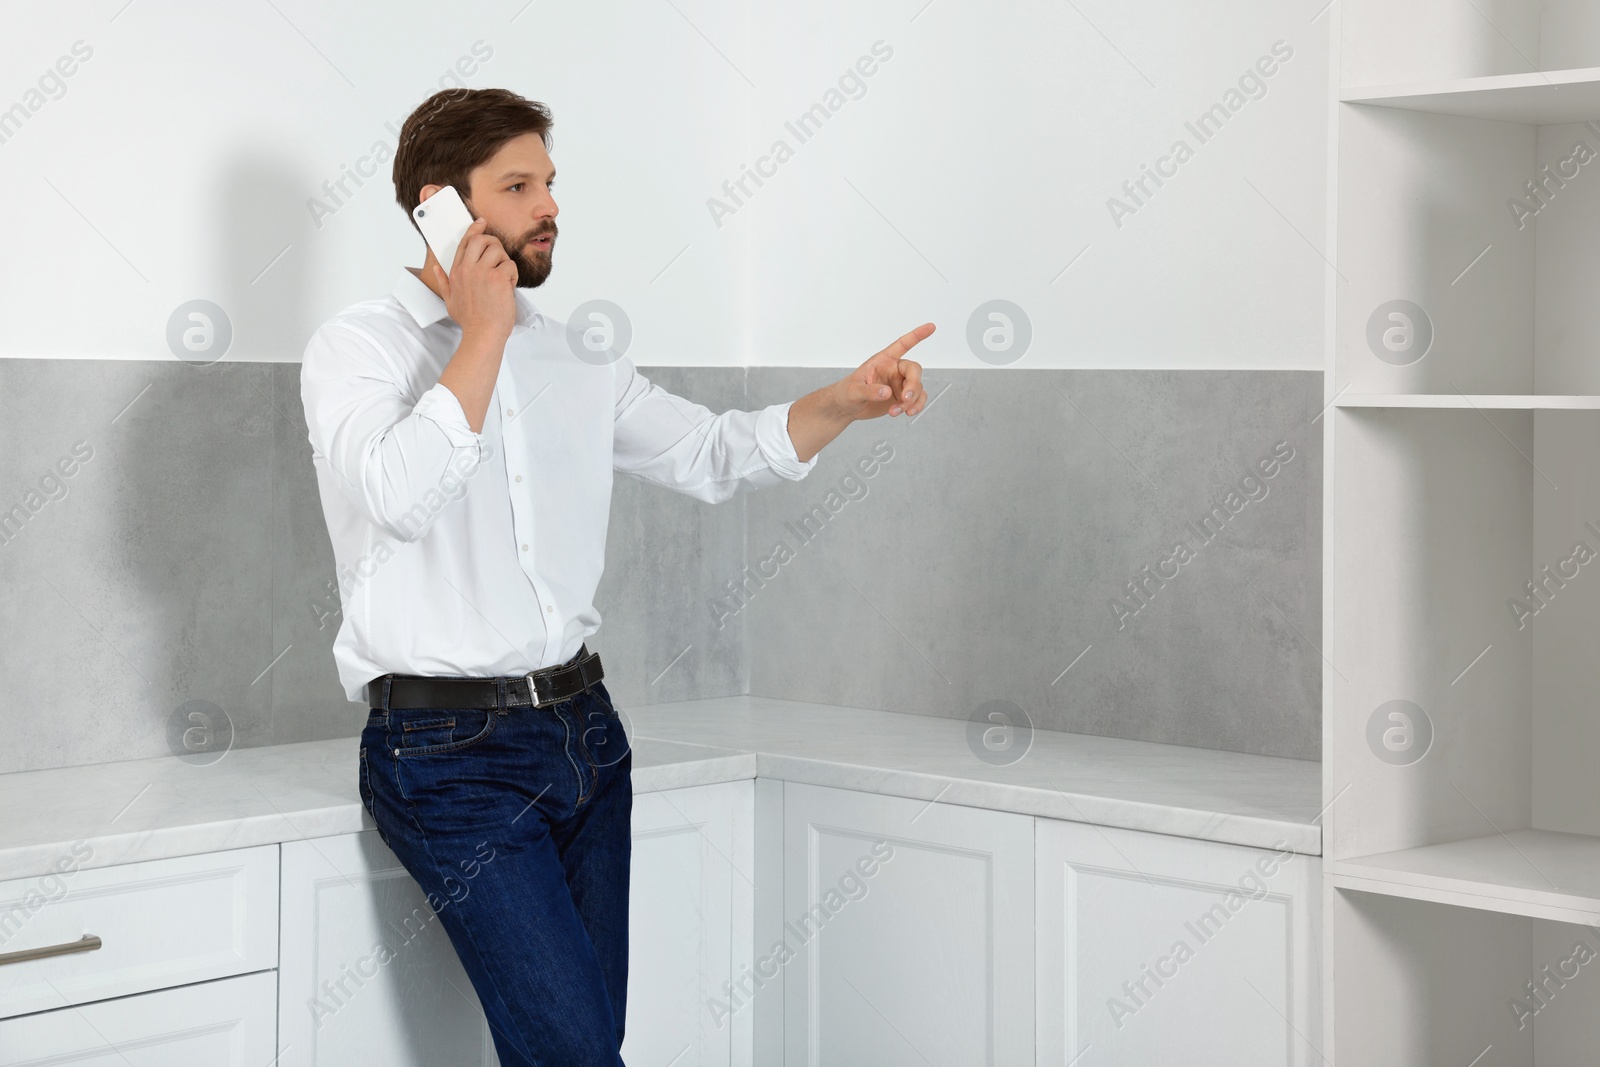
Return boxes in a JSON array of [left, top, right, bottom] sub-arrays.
[[506, 407, 514, 417], [521, 544, 529, 552], [515, 474, 522, 483], [546, 605, 553, 613]]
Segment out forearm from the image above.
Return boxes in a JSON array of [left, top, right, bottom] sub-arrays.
[[786, 382, 855, 464], [437, 330, 508, 433]]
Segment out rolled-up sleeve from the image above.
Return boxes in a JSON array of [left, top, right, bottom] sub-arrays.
[[611, 357, 818, 504], [753, 400, 817, 480], [411, 381, 484, 447], [300, 322, 488, 543]]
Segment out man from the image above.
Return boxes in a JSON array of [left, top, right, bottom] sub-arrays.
[[300, 86, 932, 1066]]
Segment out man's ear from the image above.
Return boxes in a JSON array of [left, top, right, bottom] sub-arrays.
[[418, 183, 444, 205]]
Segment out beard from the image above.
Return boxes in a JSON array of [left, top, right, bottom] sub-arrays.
[[479, 218, 556, 288]]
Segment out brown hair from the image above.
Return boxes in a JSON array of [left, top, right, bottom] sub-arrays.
[[391, 88, 554, 233]]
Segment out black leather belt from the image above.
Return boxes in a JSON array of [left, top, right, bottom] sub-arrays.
[[367, 645, 605, 711]]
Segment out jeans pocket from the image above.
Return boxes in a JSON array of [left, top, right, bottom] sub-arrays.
[[393, 707, 498, 757]]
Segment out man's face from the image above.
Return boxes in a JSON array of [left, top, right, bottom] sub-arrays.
[[459, 131, 559, 288]]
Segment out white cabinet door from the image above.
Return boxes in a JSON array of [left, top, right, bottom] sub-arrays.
[[780, 782, 1035, 1067], [623, 779, 754, 1067], [1035, 819, 1320, 1067], [277, 831, 497, 1067], [0, 970, 276, 1066]]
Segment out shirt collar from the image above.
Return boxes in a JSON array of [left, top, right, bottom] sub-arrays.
[[394, 267, 543, 332]]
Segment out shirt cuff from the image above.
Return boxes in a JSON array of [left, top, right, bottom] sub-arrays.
[[755, 401, 819, 481], [413, 382, 485, 449]]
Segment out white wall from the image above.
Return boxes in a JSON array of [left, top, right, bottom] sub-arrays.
[[0, 0, 1329, 369], [747, 0, 1331, 369]]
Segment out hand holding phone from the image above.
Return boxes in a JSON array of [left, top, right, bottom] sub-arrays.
[[413, 186, 477, 278], [412, 187, 519, 344]]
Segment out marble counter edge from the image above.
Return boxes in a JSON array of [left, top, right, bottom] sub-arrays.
[[734, 751, 1319, 854], [0, 744, 758, 883]]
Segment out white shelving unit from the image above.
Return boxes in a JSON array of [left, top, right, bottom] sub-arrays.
[[1329, 2, 1600, 1062]]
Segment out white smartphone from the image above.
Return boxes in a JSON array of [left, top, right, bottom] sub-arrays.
[[412, 185, 476, 277]]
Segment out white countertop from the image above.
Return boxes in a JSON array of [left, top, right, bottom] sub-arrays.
[[628, 696, 1321, 854], [0, 696, 1319, 883]]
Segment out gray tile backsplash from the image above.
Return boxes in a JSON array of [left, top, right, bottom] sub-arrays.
[[743, 369, 1322, 762], [0, 360, 1320, 774], [0, 360, 283, 773]]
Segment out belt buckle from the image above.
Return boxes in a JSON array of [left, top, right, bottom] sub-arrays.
[[524, 669, 555, 709]]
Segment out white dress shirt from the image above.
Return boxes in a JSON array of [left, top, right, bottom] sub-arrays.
[[301, 268, 819, 704]]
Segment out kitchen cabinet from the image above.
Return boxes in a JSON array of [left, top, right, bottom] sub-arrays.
[[624, 779, 755, 1067], [1035, 817, 1319, 1066], [779, 781, 1036, 1066]]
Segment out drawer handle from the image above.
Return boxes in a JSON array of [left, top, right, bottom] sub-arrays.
[[0, 934, 102, 967]]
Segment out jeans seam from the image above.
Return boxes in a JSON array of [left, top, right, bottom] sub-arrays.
[[558, 705, 591, 808], [577, 701, 607, 772]]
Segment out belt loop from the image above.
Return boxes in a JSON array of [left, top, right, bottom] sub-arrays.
[[495, 676, 508, 712], [381, 676, 392, 711]]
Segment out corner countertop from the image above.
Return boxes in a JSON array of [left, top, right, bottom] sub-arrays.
[[0, 696, 1320, 883], [626, 696, 1320, 855]]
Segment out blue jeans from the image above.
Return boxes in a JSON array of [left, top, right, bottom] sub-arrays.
[[358, 678, 632, 1066]]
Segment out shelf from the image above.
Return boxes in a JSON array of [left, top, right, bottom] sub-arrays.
[[1335, 394, 1600, 409], [1328, 830, 1600, 925], [1343, 67, 1600, 124]]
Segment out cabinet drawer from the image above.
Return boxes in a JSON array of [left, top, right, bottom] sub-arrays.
[[0, 970, 276, 1065], [0, 845, 278, 1019]]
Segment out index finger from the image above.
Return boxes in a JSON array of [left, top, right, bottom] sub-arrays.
[[876, 322, 935, 367]]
